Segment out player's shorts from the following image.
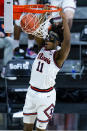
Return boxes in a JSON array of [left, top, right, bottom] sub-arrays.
[[23, 85, 56, 130]]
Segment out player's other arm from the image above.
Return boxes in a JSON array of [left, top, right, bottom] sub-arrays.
[[54, 11, 71, 68]]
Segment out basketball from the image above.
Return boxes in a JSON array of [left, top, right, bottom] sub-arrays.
[[20, 13, 40, 33]]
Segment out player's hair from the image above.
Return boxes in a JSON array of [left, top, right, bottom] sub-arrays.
[[49, 20, 64, 43], [47, 31, 60, 43]]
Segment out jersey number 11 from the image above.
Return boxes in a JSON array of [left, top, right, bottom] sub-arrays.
[[36, 61, 44, 73]]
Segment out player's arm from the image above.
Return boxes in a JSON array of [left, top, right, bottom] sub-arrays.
[[54, 11, 71, 68]]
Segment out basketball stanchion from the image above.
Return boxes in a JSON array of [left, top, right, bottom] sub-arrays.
[[4, 0, 13, 33]]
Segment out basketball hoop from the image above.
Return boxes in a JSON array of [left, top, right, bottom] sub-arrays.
[[4, 0, 62, 38]]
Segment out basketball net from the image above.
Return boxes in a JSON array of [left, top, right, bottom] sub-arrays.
[[33, 19, 50, 39]]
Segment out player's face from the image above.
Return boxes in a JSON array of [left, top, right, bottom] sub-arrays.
[[45, 40, 59, 50]]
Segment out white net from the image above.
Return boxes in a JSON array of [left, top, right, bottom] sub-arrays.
[[33, 18, 51, 39]]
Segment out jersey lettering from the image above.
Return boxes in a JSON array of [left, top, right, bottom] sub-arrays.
[[37, 53, 50, 64]]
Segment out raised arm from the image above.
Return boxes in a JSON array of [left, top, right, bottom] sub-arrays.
[[54, 11, 71, 68]]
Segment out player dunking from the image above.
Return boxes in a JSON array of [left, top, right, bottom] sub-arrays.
[[23, 11, 70, 131]]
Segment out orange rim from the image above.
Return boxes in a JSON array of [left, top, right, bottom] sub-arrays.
[[13, 4, 62, 20]]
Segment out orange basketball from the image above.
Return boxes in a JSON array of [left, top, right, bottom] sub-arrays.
[[20, 13, 40, 33]]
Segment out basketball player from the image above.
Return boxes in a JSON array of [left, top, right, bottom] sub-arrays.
[[49, 0, 77, 29], [23, 10, 70, 131]]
